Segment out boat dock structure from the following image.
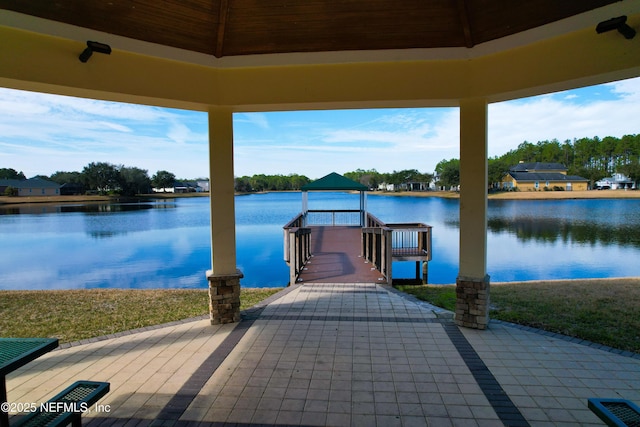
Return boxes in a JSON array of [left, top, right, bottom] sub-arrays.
[[283, 173, 432, 286]]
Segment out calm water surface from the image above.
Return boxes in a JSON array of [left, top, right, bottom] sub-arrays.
[[1, 193, 639, 289]]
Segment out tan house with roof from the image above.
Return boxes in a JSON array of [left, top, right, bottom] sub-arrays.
[[501, 162, 589, 191], [0, 178, 62, 196]]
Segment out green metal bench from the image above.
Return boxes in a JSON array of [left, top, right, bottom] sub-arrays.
[[588, 398, 640, 427], [13, 381, 109, 427]]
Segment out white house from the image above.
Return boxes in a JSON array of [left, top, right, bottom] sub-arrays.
[[595, 173, 635, 190]]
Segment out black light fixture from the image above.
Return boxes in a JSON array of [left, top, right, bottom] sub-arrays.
[[79, 41, 112, 63], [596, 15, 636, 39]]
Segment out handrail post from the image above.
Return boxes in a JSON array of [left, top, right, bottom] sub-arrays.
[[384, 228, 393, 284], [283, 229, 290, 263], [289, 231, 297, 285]]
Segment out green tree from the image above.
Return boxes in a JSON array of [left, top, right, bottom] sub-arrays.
[[619, 162, 640, 188], [0, 168, 26, 180], [344, 168, 383, 188], [488, 157, 510, 189], [538, 139, 563, 163], [249, 174, 268, 192], [82, 162, 120, 194], [288, 174, 310, 190], [3, 186, 18, 196], [435, 159, 460, 189], [119, 166, 151, 196], [151, 170, 176, 191], [50, 171, 84, 186], [235, 176, 253, 192]]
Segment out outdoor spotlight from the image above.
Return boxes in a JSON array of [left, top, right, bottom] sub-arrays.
[[596, 16, 636, 39], [79, 40, 112, 63]]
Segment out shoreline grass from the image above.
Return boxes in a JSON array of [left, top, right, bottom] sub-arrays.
[[0, 288, 282, 344], [395, 277, 640, 354]]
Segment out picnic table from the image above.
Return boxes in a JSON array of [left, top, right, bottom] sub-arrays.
[[0, 338, 59, 427]]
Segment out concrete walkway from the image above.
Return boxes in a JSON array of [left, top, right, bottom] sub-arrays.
[[6, 282, 640, 426]]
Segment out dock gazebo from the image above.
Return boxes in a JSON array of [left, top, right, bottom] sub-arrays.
[[300, 172, 368, 227]]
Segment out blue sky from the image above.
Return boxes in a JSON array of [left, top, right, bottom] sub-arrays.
[[1, 76, 639, 180]]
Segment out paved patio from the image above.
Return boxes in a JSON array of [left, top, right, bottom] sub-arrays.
[[6, 282, 640, 427]]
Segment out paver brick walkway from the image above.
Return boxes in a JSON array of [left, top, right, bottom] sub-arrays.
[[6, 282, 640, 426]]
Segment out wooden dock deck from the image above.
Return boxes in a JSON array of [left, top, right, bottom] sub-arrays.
[[297, 226, 385, 283]]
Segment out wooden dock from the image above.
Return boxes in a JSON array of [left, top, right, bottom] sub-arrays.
[[284, 215, 432, 285], [283, 172, 432, 286], [297, 226, 385, 283]]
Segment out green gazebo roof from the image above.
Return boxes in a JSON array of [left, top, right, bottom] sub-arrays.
[[301, 172, 368, 191]]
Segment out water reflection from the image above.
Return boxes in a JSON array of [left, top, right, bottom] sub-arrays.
[[488, 217, 640, 248], [1, 194, 639, 289], [0, 201, 171, 215], [487, 199, 640, 248]]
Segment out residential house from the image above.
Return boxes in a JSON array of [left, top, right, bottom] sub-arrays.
[[595, 173, 636, 190], [501, 162, 589, 191], [0, 178, 62, 196], [153, 180, 207, 193], [196, 180, 209, 192]]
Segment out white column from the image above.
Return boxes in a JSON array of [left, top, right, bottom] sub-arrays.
[[458, 98, 488, 279], [206, 106, 242, 324], [456, 97, 490, 329], [207, 106, 238, 275]]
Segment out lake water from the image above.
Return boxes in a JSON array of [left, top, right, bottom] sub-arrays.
[[1, 193, 639, 289]]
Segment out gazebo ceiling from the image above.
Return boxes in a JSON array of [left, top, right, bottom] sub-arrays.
[[0, 0, 622, 58]]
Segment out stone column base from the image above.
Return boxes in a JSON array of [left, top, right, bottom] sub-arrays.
[[207, 269, 243, 325], [455, 275, 490, 330]]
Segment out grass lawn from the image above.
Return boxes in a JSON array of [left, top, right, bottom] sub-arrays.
[[3, 280, 639, 355], [395, 278, 640, 354], [0, 288, 282, 343]]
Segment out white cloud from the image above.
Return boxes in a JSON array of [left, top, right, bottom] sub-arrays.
[[235, 112, 270, 130], [488, 80, 640, 157], [2, 76, 639, 179], [607, 77, 640, 100]]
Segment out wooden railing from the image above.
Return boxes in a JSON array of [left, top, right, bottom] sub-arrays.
[[283, 213, 311, 285], [305, 209, 362, 226], [362, 213, 432, 284], [362, 225, 393, 284], [284, 211, 432, 285]]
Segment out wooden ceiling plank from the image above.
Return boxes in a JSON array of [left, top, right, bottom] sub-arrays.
[[0, 0, 622, 57], [215, 0, 230, 57], [454, 0, 474, 48]]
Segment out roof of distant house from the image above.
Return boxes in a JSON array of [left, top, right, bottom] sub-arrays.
[[0, 178, 61, 188], [510, 162, 567, 172], [507, 172, 588, 182]]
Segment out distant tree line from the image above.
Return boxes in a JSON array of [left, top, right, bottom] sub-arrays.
[[489, 135, 640, 187], [234, 169, 434, 193], [1, 163, 184, 196], [6, 134, 639, 195], [343, 169, 433, 189], [234, 174, 311, 192], [435, 134, 640, 189]]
